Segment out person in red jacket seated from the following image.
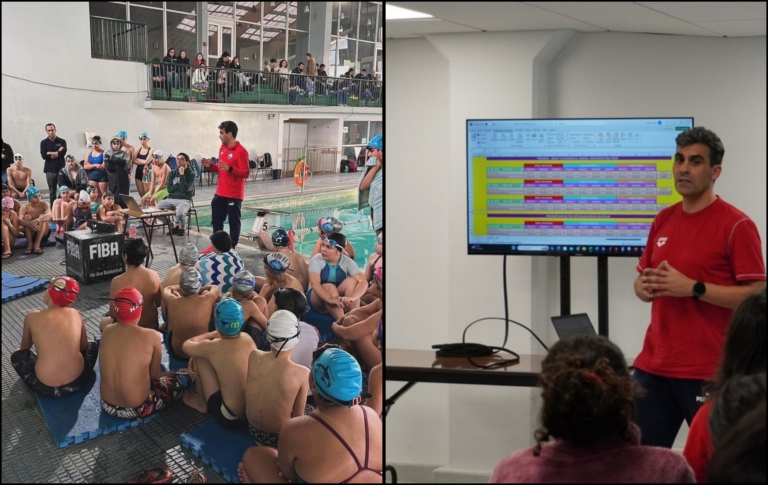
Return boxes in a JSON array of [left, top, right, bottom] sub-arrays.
[[490, 335, 695, 484], [201, 120, 249, 253], [682, 287, 766, 483]]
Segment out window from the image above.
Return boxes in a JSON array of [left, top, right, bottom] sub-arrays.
[[359, 2, 376, 42], [130, 5, 163, 59], [264, 1, 287, 29], [338, 2, 360, 40], [90, 2, 127, 20], [263, 27, 287, 65], [343, 121, 368, 146], [370, 121, 382, 140], [358, 41, 374, 73], [236, 22, 261, 70], [166, 11, 197, 62], [331, 2, 340, 36], [288, 30, 309, 66], [166, 2, 197, 14], [337, 38, 356, 73]]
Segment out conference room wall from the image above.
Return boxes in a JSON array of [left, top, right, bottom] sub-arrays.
[[387, 37, 452, 468], [389, 29, 766, 476]]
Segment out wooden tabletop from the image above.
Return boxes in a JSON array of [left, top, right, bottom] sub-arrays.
[[386, 349, 546, 387]]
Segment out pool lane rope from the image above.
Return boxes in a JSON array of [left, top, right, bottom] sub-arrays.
[[288, 217, 372, 236]]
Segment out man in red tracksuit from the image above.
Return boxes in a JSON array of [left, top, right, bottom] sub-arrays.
[[202, 121, 250, 251]]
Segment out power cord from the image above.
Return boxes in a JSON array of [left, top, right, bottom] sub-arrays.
[[432, 255, 549, 369]]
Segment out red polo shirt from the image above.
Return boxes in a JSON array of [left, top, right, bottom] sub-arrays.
[[210, 141, 249, 200]]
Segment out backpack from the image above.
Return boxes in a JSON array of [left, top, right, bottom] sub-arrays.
[[165, 155, 177, 170], [262, 152, 272, 168], [348, 161, 357, 172], [249, 159, 258, 169]]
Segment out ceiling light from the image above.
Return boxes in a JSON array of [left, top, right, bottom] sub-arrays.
[[270, 2, 275, 7], [340, 12, 345, 20], [386, 5, 432, 20], [304, 5, 309, 13]]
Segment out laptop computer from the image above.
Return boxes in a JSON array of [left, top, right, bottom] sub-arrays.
[[550, 313, 634, 368], [120, 193, 161, 216], [551, 313, 597, 340]]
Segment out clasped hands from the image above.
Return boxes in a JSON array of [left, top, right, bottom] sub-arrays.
[[640, 260, 694, 299]]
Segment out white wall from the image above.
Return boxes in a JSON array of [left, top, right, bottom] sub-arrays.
[[307, 119, 338, 147], [1, 2, 380, 178], [389, 30, 767, 475]]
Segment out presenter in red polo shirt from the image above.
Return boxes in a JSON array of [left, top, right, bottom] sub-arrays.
[[202, 121, 250, 253], [633, 126, 766, 448]]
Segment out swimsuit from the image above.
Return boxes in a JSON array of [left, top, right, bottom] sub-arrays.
[[247, 404, 314, 447], [10, 341, 100, 398], [207, 391, 248, 428], [87, 151, 107, 182], [135, 148, 151, 180], [101, 370, 192, 419], [295, 407, 382, 483]]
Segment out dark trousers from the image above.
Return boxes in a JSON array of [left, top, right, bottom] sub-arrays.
[[107, 170, 129, 208], [211, 194, 242, 247], [46, 172, 58, 206], [632, 368, 705, 448]]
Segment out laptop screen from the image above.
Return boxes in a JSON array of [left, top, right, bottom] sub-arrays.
[[551, 313, 597, 340]]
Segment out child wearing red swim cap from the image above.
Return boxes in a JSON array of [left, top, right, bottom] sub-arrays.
[[10, 276, 100, 398]]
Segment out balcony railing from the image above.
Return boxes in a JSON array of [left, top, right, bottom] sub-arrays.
[[90, 16, 148, 62], [147, 62, 382, 108]]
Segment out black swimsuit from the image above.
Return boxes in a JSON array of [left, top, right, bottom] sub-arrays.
[[135, 148, 151, 179]]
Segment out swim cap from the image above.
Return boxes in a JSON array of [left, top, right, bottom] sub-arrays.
[[179, 243, 199, 266], [139, 131, 150, 140], [272, 228, 290, 247], [312, 348, 364, 406], [232, 270, 256, 296], [273, 287, 308, 320], [374, 266, 382, 290], [2, 197, 13, 209], [179, 267, 203, 296], [214, 298, 244, 336], [153, 149, 163, 158], [264, 253, 290, 274], [78, 190, 90, 203], [112, 287, 144, 323], [320, 217, 343, 234], [65, 154, 76, 162], [87, 186, 99, 194], [58, 185, 70, 196], [118, 130, 128, 139], [48, 276, 80, 307], [368, 135, 383, 150], [266, 310, 301, 356], [27, 186, 40, 200]]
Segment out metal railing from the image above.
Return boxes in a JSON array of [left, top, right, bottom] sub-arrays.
[[283, 146, 341, 177], [147, 62, 382, 108], [90, 16, 147, 62]]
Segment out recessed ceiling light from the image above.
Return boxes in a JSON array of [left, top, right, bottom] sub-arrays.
[[386, 5, 433, 20]]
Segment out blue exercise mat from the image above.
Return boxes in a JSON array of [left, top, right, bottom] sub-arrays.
[[35, 332, 186, 448], [181, 419, 254, 483], [12, 223, 58, 249], [304, 309, 336, 343], [1, 273, 50, 303]]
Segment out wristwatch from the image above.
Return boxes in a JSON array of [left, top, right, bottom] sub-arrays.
[[692, 281, 706, 300], [228, 165, 233, 173]]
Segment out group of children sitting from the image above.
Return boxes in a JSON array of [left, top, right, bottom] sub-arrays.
[[9, 219, 383, 483]]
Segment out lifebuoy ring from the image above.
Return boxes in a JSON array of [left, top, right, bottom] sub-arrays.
[[288, 231, 295, 250], [294, 161, 310, 187]]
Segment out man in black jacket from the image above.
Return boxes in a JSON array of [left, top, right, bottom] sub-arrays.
[[40, 123, 67, 206]]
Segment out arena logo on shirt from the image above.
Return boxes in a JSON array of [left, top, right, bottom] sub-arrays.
[[657, 237, 668, 247]]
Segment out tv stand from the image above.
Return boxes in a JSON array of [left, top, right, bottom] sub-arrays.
[[559, 254, 610, 337]]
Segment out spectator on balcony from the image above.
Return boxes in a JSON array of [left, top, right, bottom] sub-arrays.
[[316, 63, 329, 95], [306, 77, 315, 105], [332, 74, 349, 107], [151, 57, 165, 93], [163, 48, 179, 99], [177, 50, 191, 90], [277, 59, 289, 94], [289, 63, 306, 105], [355, 69, 374, 106], [216, 52, 232, 97], [231, 56, 249, 92]]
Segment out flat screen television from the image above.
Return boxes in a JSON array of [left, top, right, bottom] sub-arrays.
[[467, 117, 694, 257]]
